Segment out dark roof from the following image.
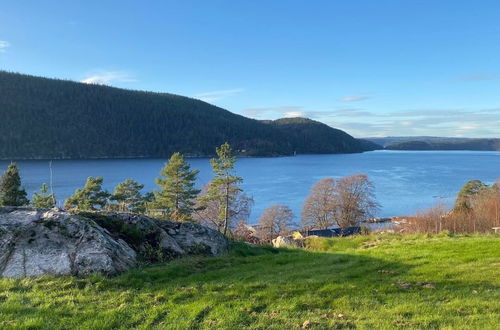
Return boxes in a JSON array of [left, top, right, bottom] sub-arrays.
[[305, 227, 361, 237]]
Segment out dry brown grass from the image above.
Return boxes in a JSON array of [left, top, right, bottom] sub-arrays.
[[399, 192, 500, 234]]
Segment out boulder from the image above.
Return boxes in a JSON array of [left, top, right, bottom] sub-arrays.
[[272, 235, 304, 248], [0, 207, 136, 278], [0, 207, 229, 278], [81, 212, 229, 260]]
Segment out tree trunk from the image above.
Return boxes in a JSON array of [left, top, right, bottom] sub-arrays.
[[223, 183, 229, 236]]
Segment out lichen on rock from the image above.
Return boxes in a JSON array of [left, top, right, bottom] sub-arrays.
[[0, 207, 228, 278]]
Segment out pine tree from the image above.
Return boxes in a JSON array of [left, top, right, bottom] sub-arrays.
[[109, 179, 144, 213], [198, 143, 243, 235], [64, 177, 109, 211], [32, 183, 56, 208], [455, 180, 490, 211], [0, 163, 29, 206], [151, 152, 200, 221]]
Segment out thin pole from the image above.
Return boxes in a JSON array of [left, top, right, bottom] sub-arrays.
[[49, 160, 56, 206]]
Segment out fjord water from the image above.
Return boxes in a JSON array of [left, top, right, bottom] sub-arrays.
[[3, 151, 499, 223]]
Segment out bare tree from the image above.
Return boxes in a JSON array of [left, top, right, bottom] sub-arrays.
[[301, 175, 378, 229], [301, 178, 337, 229], [194, 184, 253, 234], [256, 204, 294, 242], [334, 174, 379, 227], [232, 220, 259, 243]]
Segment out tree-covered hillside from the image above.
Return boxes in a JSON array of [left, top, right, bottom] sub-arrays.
[[366, 136, 500, 151], [385, 139, 500, 151], [0, 71, 374, 159], [266, 117, 380, 154]]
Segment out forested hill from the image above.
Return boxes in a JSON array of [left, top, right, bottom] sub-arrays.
[[0, 71, 376, 159], [385, 139, 500, 151], [267, 118, 381, 154], [366, 137, 500, 151]]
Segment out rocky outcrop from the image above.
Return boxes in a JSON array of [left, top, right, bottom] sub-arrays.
[[0, 207, 136, 278], [0, 207, 229, 278], [81, 212, 230, 261]]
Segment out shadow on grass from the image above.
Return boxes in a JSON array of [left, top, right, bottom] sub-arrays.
[[104, 242, 410, 291], [1, 241, 499, 329]]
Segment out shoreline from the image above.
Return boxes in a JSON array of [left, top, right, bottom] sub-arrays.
[[2, 149, 500, 162]]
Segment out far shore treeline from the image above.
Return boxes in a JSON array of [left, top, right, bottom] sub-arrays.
[[0, 142, 499, 242]]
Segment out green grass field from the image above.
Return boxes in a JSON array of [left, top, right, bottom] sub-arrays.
[[0, 233, 499, 329]]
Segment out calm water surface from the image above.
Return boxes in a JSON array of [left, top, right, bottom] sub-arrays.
[[2, 151, 499, 224]]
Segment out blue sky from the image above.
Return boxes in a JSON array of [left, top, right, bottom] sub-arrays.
[[1, 0, 500, 137]]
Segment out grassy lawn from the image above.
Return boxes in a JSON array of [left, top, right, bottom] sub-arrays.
[[0, 234, 499, 329]]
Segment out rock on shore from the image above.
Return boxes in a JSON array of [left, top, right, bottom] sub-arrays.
[[0, 207, 228, 278]]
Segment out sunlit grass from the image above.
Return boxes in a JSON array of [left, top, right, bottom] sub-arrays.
[[0, 234, 499, 329]]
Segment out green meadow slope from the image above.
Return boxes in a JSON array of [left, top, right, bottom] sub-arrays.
[[0, 234, 499, 329]]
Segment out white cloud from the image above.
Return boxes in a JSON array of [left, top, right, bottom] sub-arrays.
[[335, 110, 500, 138], [242, 106, 303, 119], [282, 106, 500, 138], [242, 104, 500, 138], [283, 111, 306, 118], [0, 40, 10, 52], [399, 120, 413, 127], [194, 88, 244, 103], [457, 123, 479, 131], [81, 71, 136, 85], [242, 106, 377, 121], [337, 95, 370, 102]]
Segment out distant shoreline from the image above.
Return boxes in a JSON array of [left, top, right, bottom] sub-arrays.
[[1, 149, 499, 162]]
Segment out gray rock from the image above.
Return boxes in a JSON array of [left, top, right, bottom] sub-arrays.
[[0, 208, 136, 278], [84, 212, 229, 259], [0, 208, 229, 278], [166, 221, 230, 256]]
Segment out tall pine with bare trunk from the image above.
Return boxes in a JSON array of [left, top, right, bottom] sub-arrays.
[[197, 143, 244, 235]]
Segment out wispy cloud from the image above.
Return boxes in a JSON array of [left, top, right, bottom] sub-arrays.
[[81, 71, 136, 85], [283, 111, 306, 118], [337, 95, 371, 102], [336, 108, 500, 138], [194, 88, 244, 103], [0, 40, 10, 52], [306, 108, 375, 118], [478, 108, 500, 113], [241, 106, 375, 120], [456, 73, 500, 81], [242, 106, 302, 119], [242, 104, 500, 138]]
